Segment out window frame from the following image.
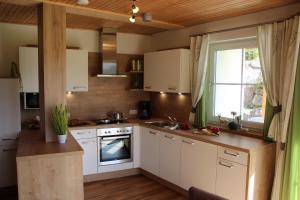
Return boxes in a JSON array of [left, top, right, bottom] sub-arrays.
[[207, 38, 264, 131]]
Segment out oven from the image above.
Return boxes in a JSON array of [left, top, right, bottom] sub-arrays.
[[97, 127, 133, 166]]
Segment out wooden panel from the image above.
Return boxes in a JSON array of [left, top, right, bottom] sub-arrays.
[[38, 3, 67, 142], [150, 93, 192, 122], [17, 153, 84, 200], [44, 0, 298, 26], [0, 2, 164, 35]]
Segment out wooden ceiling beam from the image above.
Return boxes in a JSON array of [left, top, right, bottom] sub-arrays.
[[0, 0, 184, 30]]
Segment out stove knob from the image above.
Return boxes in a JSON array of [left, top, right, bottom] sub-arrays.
[[117, 130, 119, 133], [108, 131, 111, 133], [104, 131, 107, 134]]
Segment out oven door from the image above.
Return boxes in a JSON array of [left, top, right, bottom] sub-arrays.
[[98, 134, 132, 166]]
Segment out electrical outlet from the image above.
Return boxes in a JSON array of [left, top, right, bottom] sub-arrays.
[[129, 109, 138, 115]]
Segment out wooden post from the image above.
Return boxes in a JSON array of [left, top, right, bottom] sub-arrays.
[[38, 3, 66, 142]]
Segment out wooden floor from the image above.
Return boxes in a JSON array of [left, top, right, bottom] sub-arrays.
[[84, 175, 187, 200]]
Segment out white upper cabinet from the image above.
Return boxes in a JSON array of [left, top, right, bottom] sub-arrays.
[[66, 49, 88, 92], [144, 49, 190, 93], [19, 47, 39, 93], [180, 138, 217, 193], [19, 47, 88, 92]]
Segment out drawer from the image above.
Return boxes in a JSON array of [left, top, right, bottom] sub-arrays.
[[218, 146, 248, 165], [71, 129, 97, 140]]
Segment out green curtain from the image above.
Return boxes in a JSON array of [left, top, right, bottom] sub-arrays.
[[263, 100, 275, 141], [281, 50, 300, 200]]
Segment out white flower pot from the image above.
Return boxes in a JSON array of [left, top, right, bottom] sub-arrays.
[[57, 134, 67, 144]]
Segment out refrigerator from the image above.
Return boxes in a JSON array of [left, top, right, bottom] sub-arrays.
[[0, 78, 21, 188]]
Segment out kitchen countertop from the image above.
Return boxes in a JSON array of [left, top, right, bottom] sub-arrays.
[[17, 129, 83, 159], [69, 118, 273, 153]]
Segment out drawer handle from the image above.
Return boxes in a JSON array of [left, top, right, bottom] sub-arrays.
[[77, 132, 90, 135], [219, 161, 233, 168], [149, 131, 157, 135], [168, 87, 177, 91], [182, 140, 194, 145], [144, 86, 152, 89], [73, 86, 86, 89], [1, 138, 17, 141], [224, 150, 240, 157], [164, 135, 175, 140], [3, 148, 17, 152], [81, 141, 95, 145]]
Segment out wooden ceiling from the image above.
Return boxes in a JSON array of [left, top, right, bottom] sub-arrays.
[[0, 0, 299, 34]]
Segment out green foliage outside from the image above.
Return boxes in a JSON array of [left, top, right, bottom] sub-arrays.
[[245, 48, 259, 61]]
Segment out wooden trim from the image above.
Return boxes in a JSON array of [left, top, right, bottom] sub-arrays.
[[140, 169, 188, 197], [84, 168, 141, 183], [38, 3, 67, 142]]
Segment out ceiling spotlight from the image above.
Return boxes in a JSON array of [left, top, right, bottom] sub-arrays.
[[129, 15, 136, 23], [132, 5, 139, 14], [77, 0, 89, 6]]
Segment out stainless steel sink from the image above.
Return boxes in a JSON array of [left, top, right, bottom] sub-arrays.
[[145, 121, 179, 130]]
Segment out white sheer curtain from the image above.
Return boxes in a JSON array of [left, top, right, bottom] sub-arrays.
[[257, 16, 300, 200], [189, 34, 210, 124]]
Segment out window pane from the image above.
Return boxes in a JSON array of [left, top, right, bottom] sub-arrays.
[[241, 85, 265, 123], [243, 48, 263, 84], [214, 85, 241, 119], [216, 49, 242, 84]]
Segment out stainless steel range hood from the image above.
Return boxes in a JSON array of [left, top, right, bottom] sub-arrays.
[[97, 27, 127, 78]]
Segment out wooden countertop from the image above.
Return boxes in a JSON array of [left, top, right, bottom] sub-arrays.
[[68, 118, 273, 153], [17, 129, 83, 159]]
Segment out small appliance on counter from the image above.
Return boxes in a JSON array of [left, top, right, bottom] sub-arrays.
[[138, 101, 151, 120]]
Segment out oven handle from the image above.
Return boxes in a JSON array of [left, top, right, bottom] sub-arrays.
[[100, 135, 130, 141]]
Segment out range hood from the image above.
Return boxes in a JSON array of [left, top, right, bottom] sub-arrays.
[[96, 27, 127, 78]]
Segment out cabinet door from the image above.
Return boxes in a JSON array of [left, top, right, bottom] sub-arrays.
[[133, 126, 141, 168], [78, 138, 97, 175], [19, 47, 39, 92], [0, 144, 17, 187], [140, 128, 160, 176], [144, 52, 162, 92], [159, 132, 181, 185], [180, 138, 217, 193], [66, 49, 88, 92], [216, 158, 247, 200]]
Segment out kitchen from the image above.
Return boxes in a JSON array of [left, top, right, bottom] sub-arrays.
[[0, 1, 300, 200]]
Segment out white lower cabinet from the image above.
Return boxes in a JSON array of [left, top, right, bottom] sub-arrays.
[[140, 128, 160, 176], [180, 138, 217, 193], [216, 158, 247, 200], [159, 132, 181, 185], [77, 138, 98, 175]]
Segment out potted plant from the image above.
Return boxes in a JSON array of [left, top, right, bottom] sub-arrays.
[[52, 104, 70, 144]]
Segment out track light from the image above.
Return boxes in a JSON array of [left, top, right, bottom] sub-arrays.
[[132, 4, 139, 14], [129, 15, 136, 23]]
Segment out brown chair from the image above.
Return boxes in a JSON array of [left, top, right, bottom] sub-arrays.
[[188, 187, 229, 200]]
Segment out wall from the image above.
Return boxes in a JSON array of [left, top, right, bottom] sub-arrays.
[[152, 3, 300, 50], [0, 23, 152, 122], [149, 3, 300, 123]]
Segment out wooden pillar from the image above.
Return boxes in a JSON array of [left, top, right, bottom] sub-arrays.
[[38, 4, 66, 142]]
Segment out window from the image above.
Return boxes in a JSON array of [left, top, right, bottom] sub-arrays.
[[208, 39, 266, 129]]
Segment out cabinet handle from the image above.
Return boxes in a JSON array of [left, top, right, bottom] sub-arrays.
[[164, 135, 175, 140], [149, 131, 157, 135], [219, 161, 233, 168], [3, 148, 17, 152], [224, 150, 240, 157], [168, 87, 177, 91], [73, 86, 86, 89], [81, 141, 95, 145], [1, 138, 17, 141], [144, 86, 152, 89], [77, 131, 90, 135], [182, 140, 194, 145]]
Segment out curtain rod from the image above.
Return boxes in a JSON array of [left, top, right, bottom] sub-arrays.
[[190, 12, 300, 37]]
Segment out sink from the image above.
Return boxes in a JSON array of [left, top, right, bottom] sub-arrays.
[[145, 121, 179, 130]]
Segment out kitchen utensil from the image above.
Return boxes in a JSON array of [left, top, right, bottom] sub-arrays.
[[112, 112, 124, 121]]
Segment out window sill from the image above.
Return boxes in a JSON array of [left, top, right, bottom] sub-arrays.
[[208, 122, 264, 139]]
